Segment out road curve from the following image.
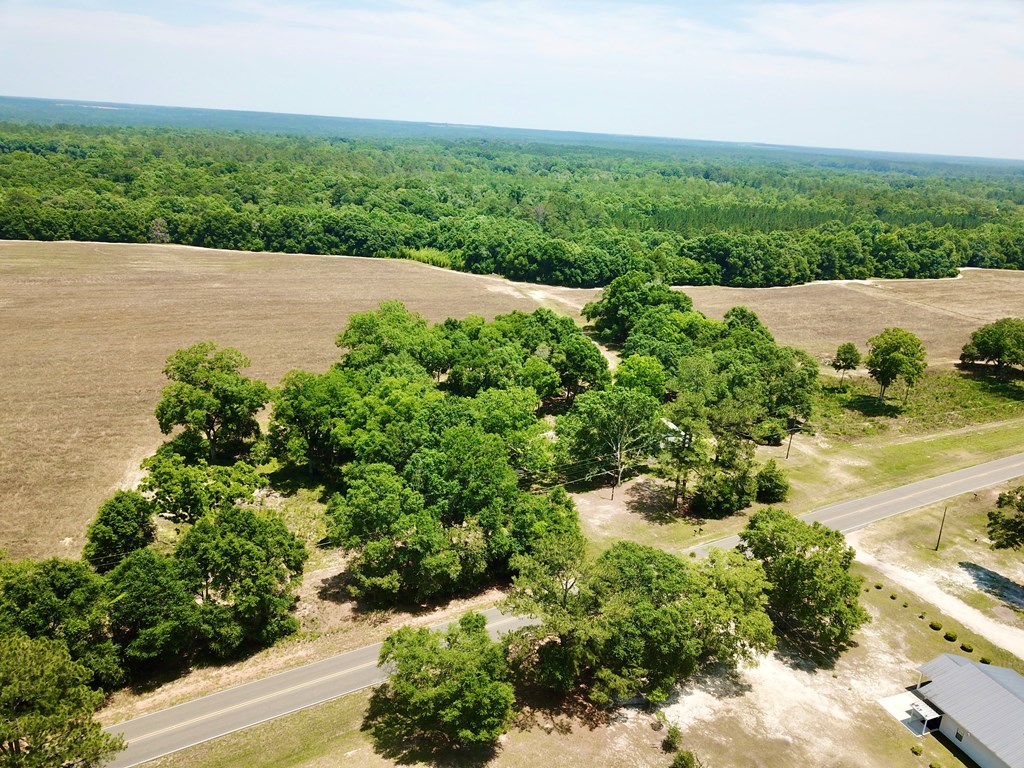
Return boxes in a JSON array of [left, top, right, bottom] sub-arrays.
[[104, 451, 1024, 766], [104, 609, 533, 768]]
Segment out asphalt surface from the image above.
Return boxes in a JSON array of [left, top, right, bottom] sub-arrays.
[[691, 450, 1024, 556], [105, 451, 1024, 766], [104, 609, 533, 768]]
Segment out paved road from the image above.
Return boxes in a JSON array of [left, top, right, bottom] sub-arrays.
[[105, 451, 1024, 766], [104, 609, 533, 768], [691, 451, 1024, 556]]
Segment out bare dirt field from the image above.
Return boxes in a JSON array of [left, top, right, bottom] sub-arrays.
[[3, 239, 1022, 562], [0, 241, 583, 560], [684, 268, 1024, 364]]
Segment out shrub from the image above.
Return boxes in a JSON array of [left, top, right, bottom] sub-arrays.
[[911, 745, 923, 756], [903, 601, 909, 608], [875, 583, 883, 590], [755, 460, 790, 503], [692, 470, 756, 518], [929, 621, 942, 631], [653, 709, 667, 731], [929, 762, 942, 768], [890, 594, 897, 600], [662, 724, 682, 752], [672, 753, 697, 768], [980, 657, 991, 664], [960, 642, 973, 653], [944, 631, 958, 642]]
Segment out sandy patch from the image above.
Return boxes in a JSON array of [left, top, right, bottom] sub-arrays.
[[851, 543, 1024, 661]]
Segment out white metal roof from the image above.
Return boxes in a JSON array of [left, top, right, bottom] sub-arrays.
[[918, 654, 1024, 767]]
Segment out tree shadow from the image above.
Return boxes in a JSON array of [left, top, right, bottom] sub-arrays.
[[842, 394, 902, 418], [958, 561, 1024, 613], [363, 687, 501, 767], [264, 462, 340, 501], [660, 664, 753, 705], [772, 635, 853, 672], [625, 478, 680, 524], [509, 683, 612, 736], [314, 570, 403, 626], [957, 364, 1024, 402], [315, 570, 510, 627]]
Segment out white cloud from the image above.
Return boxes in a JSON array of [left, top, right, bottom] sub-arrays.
[[0, 0, 1021, 157]]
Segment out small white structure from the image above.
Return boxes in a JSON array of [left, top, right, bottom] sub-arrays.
[[915, 654, 1024, 768]]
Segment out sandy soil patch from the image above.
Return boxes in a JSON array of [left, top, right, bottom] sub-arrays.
[[849, 531, 1024, 661]]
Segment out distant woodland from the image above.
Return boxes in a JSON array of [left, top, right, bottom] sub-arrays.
[[1, 120, 1023, 287]]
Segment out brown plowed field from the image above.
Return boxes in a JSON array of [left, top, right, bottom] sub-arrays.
[[685, 268, 1024, 364], [2, 240, 1020, 559]]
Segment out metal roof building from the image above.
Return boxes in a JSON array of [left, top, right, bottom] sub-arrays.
[[916, 654, 1024, 768]]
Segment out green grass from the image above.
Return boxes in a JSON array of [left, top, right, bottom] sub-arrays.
[[855, 562, 1023, 675], [144, 689, 386, 768], [815, 368, 1024, 439], [784, 417, 1024, 514]]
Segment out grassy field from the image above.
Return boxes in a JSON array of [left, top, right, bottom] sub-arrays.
[[814, 368, 1024, 438]]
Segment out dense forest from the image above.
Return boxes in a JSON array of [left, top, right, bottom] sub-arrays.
[[1, 116, 1023, 287]]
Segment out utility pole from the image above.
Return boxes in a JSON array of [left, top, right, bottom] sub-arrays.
[[934, 506, 948, 551], [785, 427, 798, 460]]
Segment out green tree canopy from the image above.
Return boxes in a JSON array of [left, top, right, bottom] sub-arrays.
[[556, 387, 662, 498], [174, 506, 308, 654], [614, 354, 667, 400], [0, 634, 124, 767], [83, 490, 155, 573], [105, 549, 199, 676], [865, 327, 927, 403], [155, 342, 270, 461], [960, 317, 1024, 370], [140, 453, 263, 524], [583, 270, 693, 343], [365, 612, 515, 756], [831, 342, 862, 385], [0, 557, 122, 690], [504, 539, 774, 706], [738, 507, 869, 656], [988, 485, 1024, 550]]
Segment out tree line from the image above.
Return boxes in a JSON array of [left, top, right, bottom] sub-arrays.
[[1, 123, 1023, 287]]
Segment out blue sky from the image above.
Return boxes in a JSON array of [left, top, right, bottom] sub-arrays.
[[3, 0, 1022, 159]]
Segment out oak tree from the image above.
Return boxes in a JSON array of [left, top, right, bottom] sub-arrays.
[[155, 342, 269, 461], [865, 327, 926, 403]]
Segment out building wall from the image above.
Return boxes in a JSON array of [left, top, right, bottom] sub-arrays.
[[937, 715, 1008, 768]]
